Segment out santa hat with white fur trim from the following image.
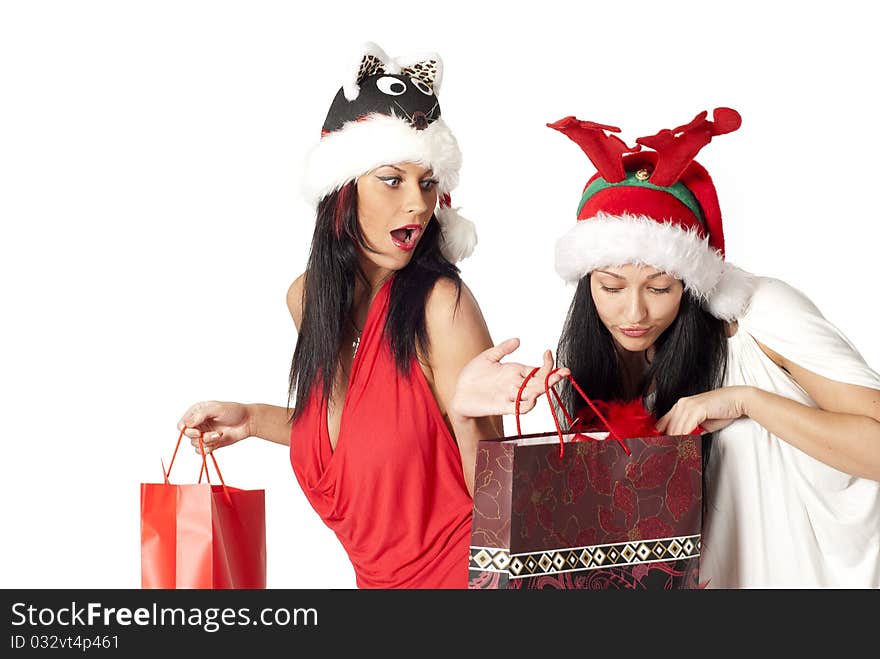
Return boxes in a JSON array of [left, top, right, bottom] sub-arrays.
[[302, 42, 476, 263], [548, 108, 756, 321]]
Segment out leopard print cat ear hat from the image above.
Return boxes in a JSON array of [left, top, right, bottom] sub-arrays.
[[303, 42, 476, 264]]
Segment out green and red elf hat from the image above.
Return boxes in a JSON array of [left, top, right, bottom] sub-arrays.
[[302, 42, 476, 263], [549, 108, 756, 321]]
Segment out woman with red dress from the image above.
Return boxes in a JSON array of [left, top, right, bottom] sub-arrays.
[[176, 42, 565, 588]]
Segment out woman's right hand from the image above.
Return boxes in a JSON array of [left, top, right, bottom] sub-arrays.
[[177, 401, 253, 454], [449, 338, 569, 420]]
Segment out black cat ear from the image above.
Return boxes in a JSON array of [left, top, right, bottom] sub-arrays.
[[344, 42, 395, 101]]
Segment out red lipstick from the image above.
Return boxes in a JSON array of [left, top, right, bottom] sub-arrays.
[[390, 224, 423, 251]]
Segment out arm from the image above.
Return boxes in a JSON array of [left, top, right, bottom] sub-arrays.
[[181, 273, 306, 453], [243, 272, 307, 447], [655, 342, 880, 481], [423, 279, 568, 495], [237, 273, 307, 446], [656, 278, 880, 481], [246, 403, 294, 446], [179, 400, 293, 450], [287, 272, 305, 329], [743, 341, 880, 481], [423, 279, 501, 496]]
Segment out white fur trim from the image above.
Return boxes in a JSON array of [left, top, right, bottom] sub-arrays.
[[555, 213, 755, 320], [555, 213, 724, 292], [435, 206, 477, 263], [302, 114, 461, 205]]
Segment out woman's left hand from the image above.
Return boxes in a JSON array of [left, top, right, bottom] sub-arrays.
[[655, 386, 756, 435]]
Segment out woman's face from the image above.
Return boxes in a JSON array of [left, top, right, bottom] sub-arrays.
[[589, 264, 684, 352], [355, 161, 439, 273]]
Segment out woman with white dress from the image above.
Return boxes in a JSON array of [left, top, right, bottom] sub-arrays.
[[454, 108, 880, 588]]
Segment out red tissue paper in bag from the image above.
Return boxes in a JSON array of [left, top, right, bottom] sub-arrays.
[[572, 399, 706, 438]]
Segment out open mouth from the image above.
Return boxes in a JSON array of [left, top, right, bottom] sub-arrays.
[[389, 224, 422, 251]]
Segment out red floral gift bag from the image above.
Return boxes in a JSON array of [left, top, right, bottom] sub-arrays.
[[468, 370, 703, 590]]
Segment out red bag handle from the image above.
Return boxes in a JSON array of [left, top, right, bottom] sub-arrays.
[[162, 426, 232, 504], [514, 368, 631, 458]]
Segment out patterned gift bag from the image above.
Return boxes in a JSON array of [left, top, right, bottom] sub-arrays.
[[468, 370, 702, 589]]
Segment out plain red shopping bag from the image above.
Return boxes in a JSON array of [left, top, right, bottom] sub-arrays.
[[140, 428, 266, 588]]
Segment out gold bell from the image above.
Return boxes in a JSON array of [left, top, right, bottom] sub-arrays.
[[635, 168, 650, 181]]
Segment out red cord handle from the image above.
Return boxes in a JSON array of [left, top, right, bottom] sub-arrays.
[[163, 426, 232, 504], [514, 369, 631, 458]]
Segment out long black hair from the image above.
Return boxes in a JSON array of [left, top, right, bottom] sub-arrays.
[[556, 274, 729, 501], [287, 182, 461, 421]]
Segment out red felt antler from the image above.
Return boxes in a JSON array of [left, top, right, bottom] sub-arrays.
[[635, 107, 741, 186], [547, 116, 641, 183]]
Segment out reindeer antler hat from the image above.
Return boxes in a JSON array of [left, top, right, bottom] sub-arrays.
[[303, 42, 476, 263], [549, 108, 756, 321]]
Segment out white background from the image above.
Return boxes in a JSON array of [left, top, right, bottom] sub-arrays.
[[2, 1, 878, 589]]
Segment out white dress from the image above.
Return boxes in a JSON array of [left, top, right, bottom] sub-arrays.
[[699, 276, 880, 588]]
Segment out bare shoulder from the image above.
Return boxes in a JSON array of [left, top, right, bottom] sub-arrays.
[[425, 277, 485, 331], [422, 276, 493, 390], [424, 277, 492, 360], [286, 273, 306, 330]]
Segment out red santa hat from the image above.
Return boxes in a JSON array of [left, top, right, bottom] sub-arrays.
[[549, 108, 756, 321]]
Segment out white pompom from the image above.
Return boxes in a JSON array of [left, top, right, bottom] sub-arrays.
[[705, 263, 759, 321], [435, 206, 477, 263]]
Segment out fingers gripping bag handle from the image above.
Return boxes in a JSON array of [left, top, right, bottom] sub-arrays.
[[162, 426, 232, 505]]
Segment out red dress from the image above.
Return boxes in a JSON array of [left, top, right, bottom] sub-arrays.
[[289, 277, 473, 588]]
